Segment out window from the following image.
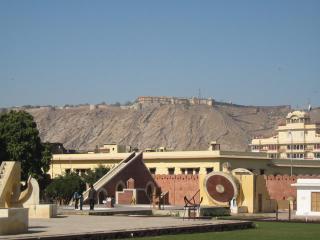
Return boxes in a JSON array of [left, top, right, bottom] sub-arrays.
[[149, 168, 156, 174], [206, 168, 213, 174], [65, 169, 71, 174], [287, 145, 305, 151], [80, 169, 86, 176], [251, 145, 260, 150], [260, 169, 265, 175], [168, 168, 175, 175], [315, 153, 320, 159], [187, 168, 193, 175], [180, 168, 186, 174], [268, 145, 277, 150], [194, 168, 200, 175], [287, 153, 304, 159], [311, 192, 320, 212]]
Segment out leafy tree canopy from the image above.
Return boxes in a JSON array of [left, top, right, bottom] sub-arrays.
[[83, 165, 110, 185], [45, 165, 109, 203], [45, 172, 86, 204], [0, 110, 51, 180]]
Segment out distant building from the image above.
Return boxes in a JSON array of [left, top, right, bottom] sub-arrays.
[[89, 104, 97, 110], [136, 96, 214, 107], [90, 143, 131, 154], [144, 146, 173, 152], [250, 111, 320, 160]]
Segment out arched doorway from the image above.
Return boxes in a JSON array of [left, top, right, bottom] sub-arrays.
[[115, 181, 126, 192], [145, 182, 155, 202], [98, 189, 108, 204]]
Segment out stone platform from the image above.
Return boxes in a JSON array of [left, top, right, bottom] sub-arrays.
[[0, 215, 253, 240], [60, 205, 153, 216]]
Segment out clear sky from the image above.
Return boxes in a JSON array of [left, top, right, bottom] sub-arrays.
[[1, 0, 319, 108]]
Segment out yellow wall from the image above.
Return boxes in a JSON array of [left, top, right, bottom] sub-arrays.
[[198, 174, 228, 207], [50, 150, 275, 177], [199, 173, 277, 213], [144, 159, 220, 175], [234, 174, 255, 213], [254, 175, 277, 213], [50, 149, 320, 178]]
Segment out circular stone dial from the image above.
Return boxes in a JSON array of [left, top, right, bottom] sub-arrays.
[[205, 174, 235, 203]]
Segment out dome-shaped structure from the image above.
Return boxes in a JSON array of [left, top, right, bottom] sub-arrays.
[[204, 171, 239, 205], [286, 111, 310, 124]]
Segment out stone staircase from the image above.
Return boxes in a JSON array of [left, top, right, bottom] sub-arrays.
[[83, 152, 137, 201]]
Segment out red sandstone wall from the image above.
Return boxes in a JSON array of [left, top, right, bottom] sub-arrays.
[[118, 190, 134, 204], [154, 174, 200, 206], [264, 175, 320, 201], [100, 154, 157, 201]]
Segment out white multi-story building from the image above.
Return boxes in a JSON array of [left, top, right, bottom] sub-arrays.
[[250, 111, 320, 160]]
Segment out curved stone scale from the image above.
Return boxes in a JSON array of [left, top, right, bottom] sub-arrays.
[[204, 172, 239, 205]]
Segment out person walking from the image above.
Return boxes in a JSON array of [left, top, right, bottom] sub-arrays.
[[79, 192, 84, 210], [73, 191, 79, 209], [88, 184, 96, 210]]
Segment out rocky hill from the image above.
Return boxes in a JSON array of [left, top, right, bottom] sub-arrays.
[[23, 102, 320, 152]]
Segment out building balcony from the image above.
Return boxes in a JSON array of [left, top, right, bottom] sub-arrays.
[[259, 149, 268, 152], [265, 149, 278, 153], [305, 147, 314, 151], [287, 149, 306, 153]]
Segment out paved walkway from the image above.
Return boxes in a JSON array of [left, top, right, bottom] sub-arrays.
[[0, 215, 251, 240]]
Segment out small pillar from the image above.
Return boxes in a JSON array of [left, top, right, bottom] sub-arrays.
[[127, 178, 135, 189]]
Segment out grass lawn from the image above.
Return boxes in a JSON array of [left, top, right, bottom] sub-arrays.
[[131, 222, 320, 240]]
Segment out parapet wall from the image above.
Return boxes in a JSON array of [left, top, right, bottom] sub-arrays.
[[154, 174, 200, 206], [263, 175, 320, 201], [154, 174, 320, 207]]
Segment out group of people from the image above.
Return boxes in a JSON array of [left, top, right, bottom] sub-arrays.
[[72, 184, 97, 210]]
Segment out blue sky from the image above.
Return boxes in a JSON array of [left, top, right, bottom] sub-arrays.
[[1, 0, 319, 107]]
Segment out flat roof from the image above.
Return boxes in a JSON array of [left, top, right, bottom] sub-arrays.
[[52, 150, 269, 161], [271, 159, 320, 168]]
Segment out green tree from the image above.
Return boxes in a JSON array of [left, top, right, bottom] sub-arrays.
[[0, 110, 52, 180], [45, 166, 109, 204], [83, 165, 109, 185], [45, 172, 86, 204]]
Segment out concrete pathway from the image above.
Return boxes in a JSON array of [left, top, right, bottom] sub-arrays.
[[0, 215, 252, 239]]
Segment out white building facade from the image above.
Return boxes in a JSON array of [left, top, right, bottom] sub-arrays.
[[250, 111, 320, 160], [292, 179, 320, 216]]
